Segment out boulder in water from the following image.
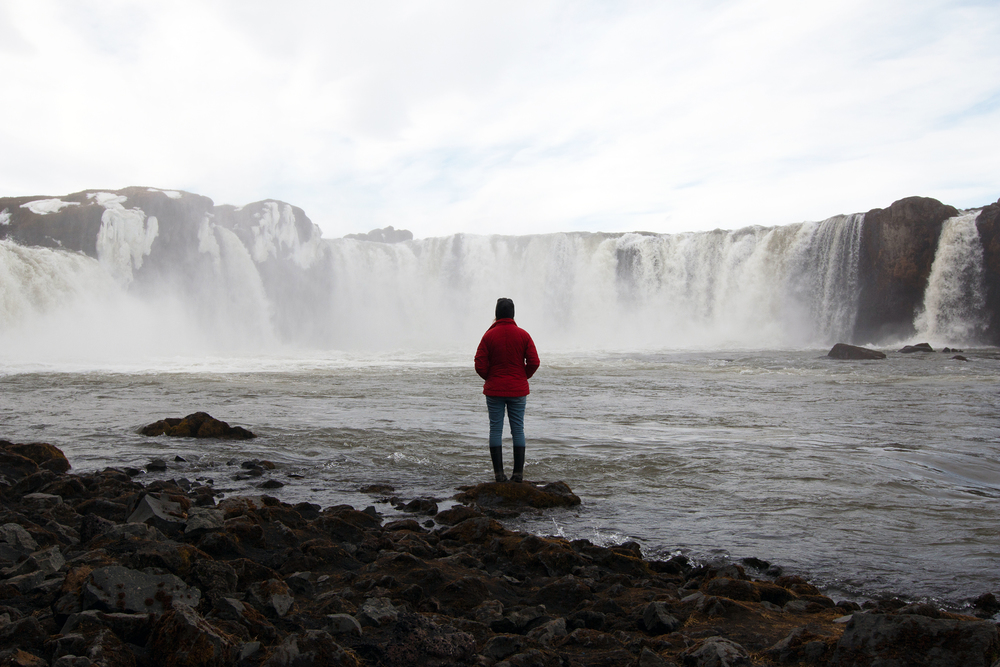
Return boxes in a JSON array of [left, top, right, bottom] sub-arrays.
[[899, 342, 934, 353], [828, 343, 886, 360], [140, 412, 255, 440]]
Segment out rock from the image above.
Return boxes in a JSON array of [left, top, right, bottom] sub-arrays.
[[526, 617, 567, 645], [0, 442, 71, 473], [855, 196, 960, 343], [766, 626, 835, 664], [483, 635, 527, 661], [2, 545, 65, 578], [0, 448, 39, 483], [454, 481, 581, 513], [344, 226, 413, 244], [643, 601, 681, 634], [434, 505, 484, 525], [184, 508, 224, 537], [639, 646, 675, 667], [829, 612, 1000, 667], [82, 565, 201, 615], [264, 630, 361, 667], [0, 523, 38, 554], [325, 614, 363, 637], [976, 198, 1000, 345], [246, 579, 294, 618], [400, 498, 438, 516], [357, 597, 399, 627], [679, 636, 750, 666], [140, 412, 255, 440], [827, 343, 886, 360], [973, 592, 1000, 617], [899, 342, 934, 353], [147, 603, 236, 667], [126, 493, 186, 535]]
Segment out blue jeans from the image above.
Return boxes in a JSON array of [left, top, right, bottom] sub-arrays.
[[486, 395, 526, 449]]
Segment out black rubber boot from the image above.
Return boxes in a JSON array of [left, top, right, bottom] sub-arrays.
[[490, 447, 508, 482], [511, 447, 525, 483]]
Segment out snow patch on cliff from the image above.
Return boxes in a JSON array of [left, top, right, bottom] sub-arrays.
[[21, 199, 80, 215], [92, 192, 159, 287], [147, 188, 183, 199], [249, 201, 322, 269]]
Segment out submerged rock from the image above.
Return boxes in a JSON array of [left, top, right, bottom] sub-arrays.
[[140, 412, 255, 440]]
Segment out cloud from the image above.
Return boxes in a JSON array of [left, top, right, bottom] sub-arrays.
[[0, 0, 997, 239]]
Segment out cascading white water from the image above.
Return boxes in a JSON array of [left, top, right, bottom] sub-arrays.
[[915, 212, 987, 345], [323, 215, 866, 350], [0, 206, 989, 362]]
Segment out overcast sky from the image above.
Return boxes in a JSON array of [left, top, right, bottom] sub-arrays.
[[1, 1, 997, 239]]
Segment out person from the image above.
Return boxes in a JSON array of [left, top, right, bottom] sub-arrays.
[[474, 297, 540, 483]]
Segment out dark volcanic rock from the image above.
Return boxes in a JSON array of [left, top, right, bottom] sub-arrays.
[[140, 412, 255, 440], [899, 342, 934, 353], [828, 343, 886, 360], [0, 437, 989, 667], [454, 481, 581, 516], [344, 226, 413, 244], [829, 612, 1000, 667], [854, 196, 959, 344], [976, 198, 1000, 345]]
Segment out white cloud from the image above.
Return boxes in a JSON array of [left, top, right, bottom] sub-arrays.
[[0, 0, 997, 239]]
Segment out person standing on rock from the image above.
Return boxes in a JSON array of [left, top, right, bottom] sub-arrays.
[[475, 297, 539, 483]]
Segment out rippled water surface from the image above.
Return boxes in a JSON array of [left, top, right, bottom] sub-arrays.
[[2, 349, 999, 607]]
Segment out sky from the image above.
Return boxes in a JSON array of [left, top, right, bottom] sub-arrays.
[[1, 0, 998, 240]]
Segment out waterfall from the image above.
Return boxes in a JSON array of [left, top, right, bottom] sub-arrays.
[[322, 216, 865, 350], [914, 212, 987, 345], [2, 204, 988, 362]]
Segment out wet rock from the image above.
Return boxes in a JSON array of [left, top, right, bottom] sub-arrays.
[[126, 493, 186, 535], [434, 504, 484, 525], [246, 579, 294, 618], [0, 523, 38, 555], [639, 646, 675, 667], [766, 626, 836, 664], [140, 412, 255, 440], [973, 592, 1000, 617], [263, 630, 361, 667], [357, 597, 399, 627], [82, 565, 201, 615], [679, 636, 750, 666], [454, 481, 581, 514], [0, 442, 71, 473], [643, 601, 681, 635], [400, 498, 438, 516], [829, 612, 1000, 667], [147, 603, 236, 667], [827, 343, 886, 360], [325, 613, 363, 637], [184, 508, 224, 537], [899, 342, 934, 353]]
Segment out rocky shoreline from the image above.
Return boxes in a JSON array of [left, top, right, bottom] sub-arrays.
[[1, 437, 999, 667]]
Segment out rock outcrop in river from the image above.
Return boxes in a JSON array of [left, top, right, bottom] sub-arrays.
[[1, 438, 999, 666]]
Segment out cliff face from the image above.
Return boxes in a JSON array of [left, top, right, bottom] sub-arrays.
[[852, 197, 960, 344], [975, 198, 1000, 345]]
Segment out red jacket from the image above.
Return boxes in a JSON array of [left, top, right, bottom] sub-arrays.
[[475, 318, 540, 397]]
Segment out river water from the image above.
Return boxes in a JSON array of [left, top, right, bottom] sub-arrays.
[[2, 347, 998, 610]]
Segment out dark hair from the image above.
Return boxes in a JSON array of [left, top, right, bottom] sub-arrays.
[[495, 297, 515, 319]]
